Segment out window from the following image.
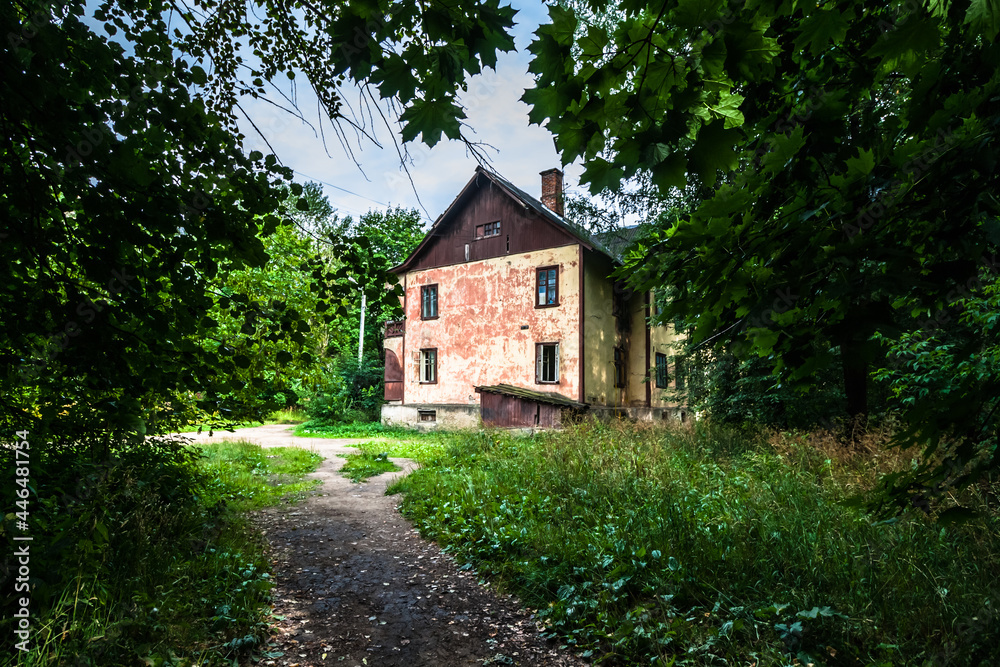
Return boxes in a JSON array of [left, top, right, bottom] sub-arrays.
[[536, 266, 558, 307], [675, 356, 685, 391], [418, 409, 436, 422], [421, 284, 438, 319], [655, 352, 669, 388], [614, 346, 626, 388], [475, 221, 501, 239], [419, 348, 437, 384], [535, 342, 559, 383]]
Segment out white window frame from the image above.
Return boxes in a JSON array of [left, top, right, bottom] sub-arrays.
[[535, 342, 560, 384], [419, 348, 437, 384]]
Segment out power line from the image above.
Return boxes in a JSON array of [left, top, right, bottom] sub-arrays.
[[292, 169, 389, 208]]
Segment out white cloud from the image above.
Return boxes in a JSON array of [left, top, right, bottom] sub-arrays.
[[236, 0, 586, 225]]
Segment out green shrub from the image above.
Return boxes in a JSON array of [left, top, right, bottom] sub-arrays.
[[305, 354, 384, 424], [1, 437, 321, 666]]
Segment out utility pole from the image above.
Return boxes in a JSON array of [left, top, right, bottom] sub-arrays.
[[358, 290, 366, 362]]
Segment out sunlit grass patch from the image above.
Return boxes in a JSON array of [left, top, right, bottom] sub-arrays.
[[293, 420, 410, 438], [267, 406, 307, 424], [196, 439, 322, 510], [339, 449, 401, 482]]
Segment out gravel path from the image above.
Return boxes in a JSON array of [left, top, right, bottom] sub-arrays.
[[180, 425, 586, 667]]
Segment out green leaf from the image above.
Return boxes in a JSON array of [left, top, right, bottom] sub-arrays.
[[845, 147, 876, 177], [399, 98, 466, 147], [965, 0, 1000, 41], [793, 9, 850, 57]]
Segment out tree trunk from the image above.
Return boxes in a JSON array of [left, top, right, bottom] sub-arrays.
[[841, 340, 869, 437]]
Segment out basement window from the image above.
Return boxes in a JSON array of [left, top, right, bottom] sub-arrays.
[[418, 409, 436, 422], [535, 342, 560, 384]]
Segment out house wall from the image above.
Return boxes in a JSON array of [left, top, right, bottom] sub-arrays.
[[625, 292, 650, 406], [582, 249, 619, 406], [402, 244, 582, 406]]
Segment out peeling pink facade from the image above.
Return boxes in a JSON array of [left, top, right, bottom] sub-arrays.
[[382, 167, 684, 428]]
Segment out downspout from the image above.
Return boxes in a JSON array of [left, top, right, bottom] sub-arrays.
[[645, 291, 651, 408]]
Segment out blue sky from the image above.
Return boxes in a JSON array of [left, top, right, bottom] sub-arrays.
[[237, 1, 584, 226]]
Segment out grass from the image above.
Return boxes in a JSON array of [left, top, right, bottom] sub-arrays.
[[197, 438, 323, 510], [390, 419, 1000, 666], [293, 419, 412, 438], [294, 419, 458, 464], [173, 407, 307, 433], [339, 448, 402, 482], [6, 437, 321, 666]]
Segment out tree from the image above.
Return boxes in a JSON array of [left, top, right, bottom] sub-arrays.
[[1, 0, 516, 443], [524, 0, 1000, 508]]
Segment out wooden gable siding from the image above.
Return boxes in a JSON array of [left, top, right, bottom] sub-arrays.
[[405, 181, 578, 273]]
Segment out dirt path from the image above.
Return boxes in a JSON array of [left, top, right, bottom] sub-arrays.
[[181, 425, 585, 667]]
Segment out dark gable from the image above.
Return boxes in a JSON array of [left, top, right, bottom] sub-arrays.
[[393, 168, 586, 274]]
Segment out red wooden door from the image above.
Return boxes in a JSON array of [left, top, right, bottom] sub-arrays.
[[384, 350, 403, 401]]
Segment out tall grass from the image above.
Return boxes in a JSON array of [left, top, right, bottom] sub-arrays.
[[392, 420, 1000, 666], [3, 438, 321, 666]]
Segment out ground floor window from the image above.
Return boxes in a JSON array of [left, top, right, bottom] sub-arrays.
[[655, 352, 668, 388], [535, 342, 559, 383], [420, 348, 437, 383]]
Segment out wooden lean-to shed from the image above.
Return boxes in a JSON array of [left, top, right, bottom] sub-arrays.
[[475, 384, 588, 428]]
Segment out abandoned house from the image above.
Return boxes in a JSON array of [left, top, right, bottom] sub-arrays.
[[381, 166, 685, 429]]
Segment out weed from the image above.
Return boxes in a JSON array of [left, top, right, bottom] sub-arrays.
[[393, 419, 1000, 665], [2, 438, 321, 666]]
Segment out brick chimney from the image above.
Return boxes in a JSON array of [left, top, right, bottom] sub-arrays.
[[540, 168, 564, 217]]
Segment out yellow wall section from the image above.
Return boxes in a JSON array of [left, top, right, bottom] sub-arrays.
[[582, 250, 618, 406], [403, 244, 581, 405]]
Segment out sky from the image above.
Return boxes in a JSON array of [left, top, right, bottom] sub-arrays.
[[237, 1, 584, 227]]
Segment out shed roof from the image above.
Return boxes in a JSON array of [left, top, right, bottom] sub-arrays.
[[475, 383, 588, 409]]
